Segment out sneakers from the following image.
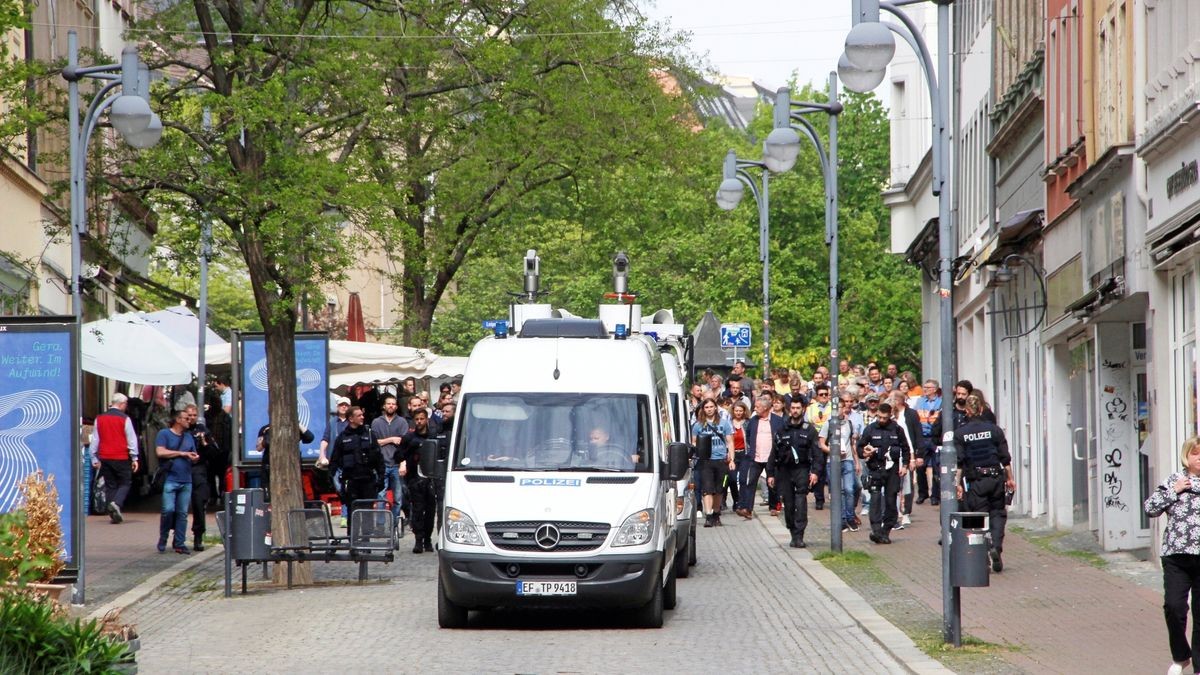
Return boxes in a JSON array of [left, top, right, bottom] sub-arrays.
[[107, 501, 123, 524], [173, 545, 191, 555], [894, 516, 908, 531], [842, 524, 850, 533], [860, 505, 869, 516], [848, 521, 859, 532], [1168, 662, 1187, 675]]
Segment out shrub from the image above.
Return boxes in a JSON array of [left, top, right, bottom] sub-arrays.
[[0, 591, 132, 673], [0, 472, 65, 586]]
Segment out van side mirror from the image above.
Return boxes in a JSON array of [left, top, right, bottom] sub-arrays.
[[696, 435, 712, 461], [418, 439, 442, 478], [667, 442, 690, 481]]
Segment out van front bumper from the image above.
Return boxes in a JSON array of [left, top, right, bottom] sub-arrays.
[[439, 549, 662, 610]]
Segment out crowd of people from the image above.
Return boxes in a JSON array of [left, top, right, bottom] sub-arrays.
[[86, 375, 461, 557], [688, 359, 1016, 572]]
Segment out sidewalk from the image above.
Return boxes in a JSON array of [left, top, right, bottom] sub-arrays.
[[788, 495, 1167, 673], [77, 503, 222, 615]]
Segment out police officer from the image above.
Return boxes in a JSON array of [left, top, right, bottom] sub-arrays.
[[953, 394, 1016, 573], [400, 408, 437, 554], [767, 399, 823, 548], [329, 406, 385, 526], [857, 402, 911, 544]]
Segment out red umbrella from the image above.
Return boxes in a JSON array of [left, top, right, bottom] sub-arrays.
[[346, 291, 366, 342]]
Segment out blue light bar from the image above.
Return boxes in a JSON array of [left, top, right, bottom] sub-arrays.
[[494, 321, 509, 339]]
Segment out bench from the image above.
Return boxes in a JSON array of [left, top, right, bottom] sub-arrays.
[[218, 505, 397, 594]]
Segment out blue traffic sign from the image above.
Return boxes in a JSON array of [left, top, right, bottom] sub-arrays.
[[720, 323, 752, 348], [482, 319, 505, 330]]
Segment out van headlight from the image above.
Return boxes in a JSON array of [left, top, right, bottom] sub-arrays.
[[613, 508, 654, 547], [445, 507, 484, 546]]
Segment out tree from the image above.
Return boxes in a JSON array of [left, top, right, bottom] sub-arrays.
[[110, 0, 696, 584]]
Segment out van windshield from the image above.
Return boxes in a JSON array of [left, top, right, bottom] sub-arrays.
[[453, 393, 651, 472]]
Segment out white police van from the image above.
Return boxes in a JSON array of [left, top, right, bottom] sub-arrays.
[[422, 253, 688, 628], [640, 313, 698, 580]]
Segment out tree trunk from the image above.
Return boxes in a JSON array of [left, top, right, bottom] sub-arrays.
[[240, 232, 313, 586], [262, 319, 312, 586]]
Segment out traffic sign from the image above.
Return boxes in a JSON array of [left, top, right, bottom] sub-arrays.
[[482, 319, 505, 330], [720, 323, 752, 348]]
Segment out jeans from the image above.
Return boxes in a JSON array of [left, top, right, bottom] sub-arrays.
[[839, 460, 858, 524], [160, 479, 192, 548], [380, 466, 403, 521], [737, 459, 767, 511]]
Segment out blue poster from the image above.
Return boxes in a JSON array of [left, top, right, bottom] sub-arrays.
[[0, 318, 78, 564], [240, 334, 328, 463]]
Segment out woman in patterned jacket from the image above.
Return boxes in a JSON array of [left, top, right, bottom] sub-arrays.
[[1145, 436, 1200, 675]]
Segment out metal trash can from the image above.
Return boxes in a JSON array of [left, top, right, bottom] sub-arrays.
[[229, 488, 272, 561], [948, 511, 990, 587]]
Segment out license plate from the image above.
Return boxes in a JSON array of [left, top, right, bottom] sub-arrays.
[[515, 580, 577, 596]]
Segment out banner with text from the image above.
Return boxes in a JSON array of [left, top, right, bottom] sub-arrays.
[[0, 317, 79, 564]]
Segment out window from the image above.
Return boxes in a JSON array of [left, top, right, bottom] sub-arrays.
[[453, 393, 650, 472], [1172, 269, 1198, 452]]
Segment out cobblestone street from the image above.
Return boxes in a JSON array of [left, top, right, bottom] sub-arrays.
[[127, 512, 905, 673]]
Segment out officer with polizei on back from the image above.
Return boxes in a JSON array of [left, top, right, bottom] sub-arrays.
[[857, 402, 911, 545], [953, 393, 1016, 573], [766, 399, 824, 548]]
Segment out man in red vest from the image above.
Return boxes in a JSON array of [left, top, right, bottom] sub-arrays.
[[90, 393, 140, 523]]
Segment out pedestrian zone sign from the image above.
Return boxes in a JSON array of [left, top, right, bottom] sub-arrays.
[[720, 323, 752, 348]]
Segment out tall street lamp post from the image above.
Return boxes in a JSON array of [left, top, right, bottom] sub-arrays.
[[762, 73, 843, 551], [839, 0, 960, 645], [715, 150, 771, 375], [62, 29, 160, 603]]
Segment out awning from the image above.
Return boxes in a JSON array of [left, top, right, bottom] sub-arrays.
[[205, 339, 434, 370], [82, 312, 199, 384]]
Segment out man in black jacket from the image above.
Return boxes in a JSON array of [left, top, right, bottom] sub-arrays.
[[767, 399, 823, 548], [400, 408, 438, 553], [953, 394, 1015, 572], [858, 402, 911, 544], [329, 407, 385, 524]]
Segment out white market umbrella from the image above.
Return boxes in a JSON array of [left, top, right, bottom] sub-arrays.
[[81, 312, 197, 384]]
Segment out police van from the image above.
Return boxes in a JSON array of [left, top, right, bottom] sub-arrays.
[[641, 312, 698, 579], [422, 254, 689, 628]]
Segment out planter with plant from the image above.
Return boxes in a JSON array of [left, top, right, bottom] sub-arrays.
[[1, 472, 137, 672]]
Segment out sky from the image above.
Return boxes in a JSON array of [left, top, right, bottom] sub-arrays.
[[638, 0, 856, 94]]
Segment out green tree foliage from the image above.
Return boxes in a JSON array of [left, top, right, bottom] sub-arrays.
[[430, 81, 921, 373]]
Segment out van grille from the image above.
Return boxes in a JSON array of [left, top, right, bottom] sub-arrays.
[[484, 521, 611, 552]]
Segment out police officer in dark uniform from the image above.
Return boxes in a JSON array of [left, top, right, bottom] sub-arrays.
[[329, 406, 385, 525], [767, 399, 823, 548], [400, 408, 438, 554], [953, 394, 1016, 573], [857, 402, 911, 544]]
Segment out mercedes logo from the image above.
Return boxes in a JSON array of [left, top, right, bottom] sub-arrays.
[[534, 523, 560, 550]]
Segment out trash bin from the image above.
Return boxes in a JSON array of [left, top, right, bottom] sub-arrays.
[[228, 488, 272, 561], [948, 511, 990, 587]]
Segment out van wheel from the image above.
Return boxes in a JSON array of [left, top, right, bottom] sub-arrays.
[[634, 577, 664, 628], [687, 523, 697, 566], [663, 564, 677, 610], [674, 540, 690, 579], [438, 576, 468, 628]]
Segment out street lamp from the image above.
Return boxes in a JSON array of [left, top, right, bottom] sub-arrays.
[[840, 0, 960, 646], [715, 149, 771, 374], [61, 29, 160, 604], [762, 74, 844, 552]]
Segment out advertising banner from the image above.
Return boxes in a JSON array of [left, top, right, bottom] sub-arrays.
[[0, 317, 79, 564], [240, 333, 328, 463]]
